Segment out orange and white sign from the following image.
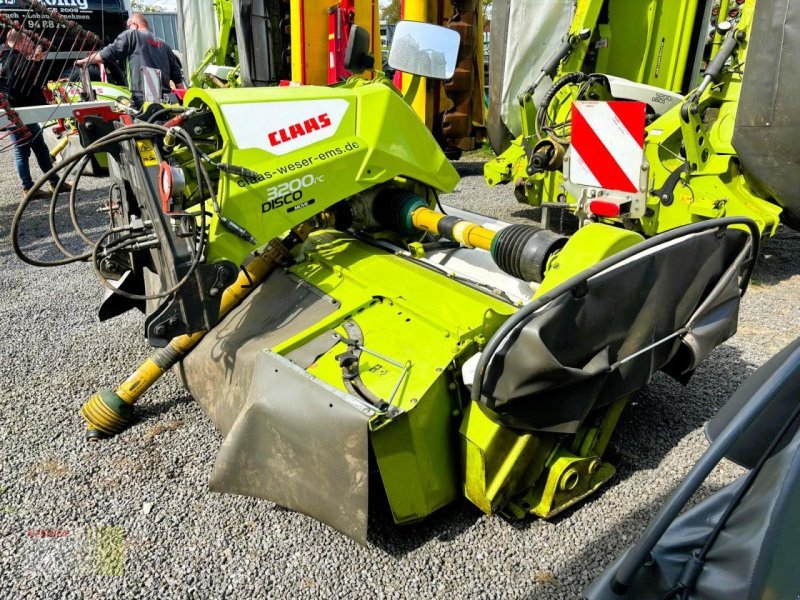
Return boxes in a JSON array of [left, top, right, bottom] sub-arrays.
[[569, 101, 646, 194]]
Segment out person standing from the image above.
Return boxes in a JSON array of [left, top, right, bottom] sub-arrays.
[[75, 13, 184, 108], [0, 29, 67, 199]]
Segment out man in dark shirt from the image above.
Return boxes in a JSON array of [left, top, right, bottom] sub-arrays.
[[75, 13, 184, 108], [0, 29, 64, 199]]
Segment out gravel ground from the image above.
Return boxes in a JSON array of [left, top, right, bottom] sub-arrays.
[[1, 150, 799, 600]]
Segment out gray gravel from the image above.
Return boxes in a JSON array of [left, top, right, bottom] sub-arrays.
[[1, 150, 799, 600]]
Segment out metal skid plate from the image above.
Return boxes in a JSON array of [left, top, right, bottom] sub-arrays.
[[179, 268, 339, 435], [180, 266, 379, 540], [209, 351, 377, 543]]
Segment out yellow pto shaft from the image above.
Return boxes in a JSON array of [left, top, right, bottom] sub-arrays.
[[386, 192, 566, 284], [49, 136, 71, 159], [410, 207, 497, 251], [81, 239, 292, 439]]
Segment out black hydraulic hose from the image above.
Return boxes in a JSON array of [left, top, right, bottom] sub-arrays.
[[68, 155, 98, 246], [51, 139, 137, 261], [539, 72, 587, 116], [470, 217, 760, 404], [610, 342, 800, 595], [12, 127, 160, 267], [145, 106, 185, 123], [47, 153, 91, 260], [90, 223, 203, 302], [86, 125, 211, 302], [12, 123, 211, 302], [102, 182, 120, 231], [536, 71, 586, 142]]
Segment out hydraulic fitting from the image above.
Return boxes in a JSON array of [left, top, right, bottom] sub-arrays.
[[162, 126, 182, 152]]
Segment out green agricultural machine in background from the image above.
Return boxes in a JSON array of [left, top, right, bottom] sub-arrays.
[[485, 0, 800, 237], [12, 21, 759, 542]]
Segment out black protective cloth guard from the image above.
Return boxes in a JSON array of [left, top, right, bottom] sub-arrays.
[[732, 0, 800, 223], [705, 336, 800, 469], [584, 338, 800, 600], [472, 218, 760, 433]]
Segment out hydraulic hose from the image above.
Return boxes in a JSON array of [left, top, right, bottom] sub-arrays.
[[89, 126, 214, 302], [11, 122, 212, 302], [68, 155, 101, 246], [535, 71, 586, 142], [12, 123, 190, 266], [47, 153, 92, 260], [12, 132, 135, 267]]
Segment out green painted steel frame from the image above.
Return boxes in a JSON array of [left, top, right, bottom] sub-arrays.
[[484, 0, 782, 237], [269, 230, 516, 522], [182, 78, 459, 268]]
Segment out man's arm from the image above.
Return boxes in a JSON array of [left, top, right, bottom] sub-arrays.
[[75, 50, 103, 68], [76, 30, 131, 68]]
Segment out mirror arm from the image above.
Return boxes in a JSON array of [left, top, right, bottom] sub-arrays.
[[402, 74, 422, 105]]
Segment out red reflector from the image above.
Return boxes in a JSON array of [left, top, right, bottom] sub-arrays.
[[589, 199, 621, 218], [159, 161, 173, 213]]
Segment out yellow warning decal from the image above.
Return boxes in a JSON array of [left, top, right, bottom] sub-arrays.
[[136, 140, 159, 166]]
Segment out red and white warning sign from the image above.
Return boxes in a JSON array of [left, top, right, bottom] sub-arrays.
[[569, 101, 646, 194], [141, 67, 163, 103]]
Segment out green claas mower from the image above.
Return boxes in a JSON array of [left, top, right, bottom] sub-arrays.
[[12, 21, 760, 542], [485, 0, 800, 237]]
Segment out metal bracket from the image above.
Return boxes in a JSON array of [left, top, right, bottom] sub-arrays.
[[563, 150, 651, 221], [679, 101, 714, 173], [651, 162, 690, 206], [144, 260, 239, 346]]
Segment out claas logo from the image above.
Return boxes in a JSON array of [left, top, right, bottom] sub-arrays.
[[268, 113, 332, 147]]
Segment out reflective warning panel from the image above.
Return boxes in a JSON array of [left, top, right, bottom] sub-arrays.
[[569, 101, 646, 194], [141, 67, 163, 103]]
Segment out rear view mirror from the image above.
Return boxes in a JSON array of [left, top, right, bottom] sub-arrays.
[[344, 25, 375, 74], [388, 21, 460, 80]]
